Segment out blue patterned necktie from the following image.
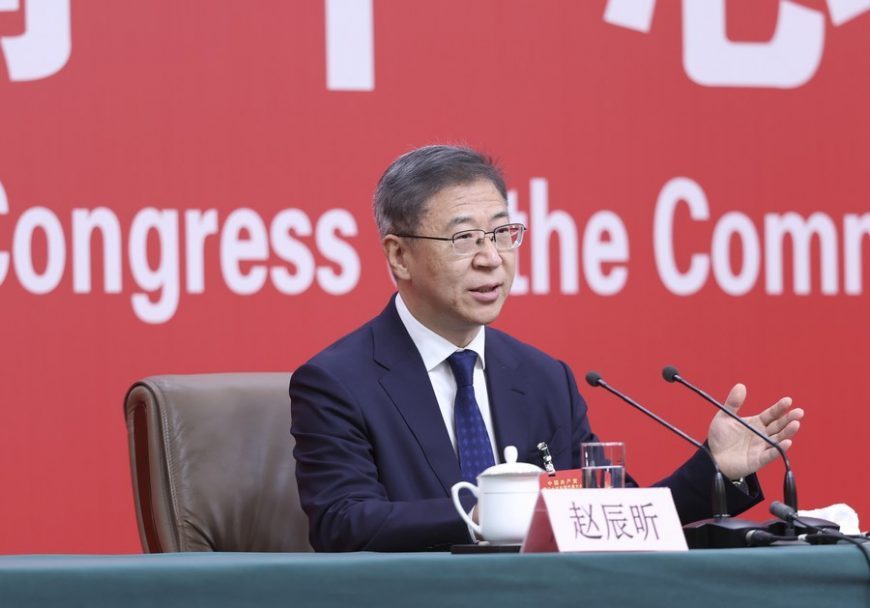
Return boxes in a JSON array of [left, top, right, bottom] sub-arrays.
[[447, 350, 496, 483]]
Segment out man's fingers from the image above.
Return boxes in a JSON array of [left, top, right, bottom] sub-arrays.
[[769, 419, 801, 444], [761, 404, 803, 436], [723, 383, 747, 413], [758, 445, 781, 468], [757, 397, 794, 426]]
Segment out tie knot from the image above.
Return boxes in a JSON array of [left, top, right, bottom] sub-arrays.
[[447, 350, 477, 388]]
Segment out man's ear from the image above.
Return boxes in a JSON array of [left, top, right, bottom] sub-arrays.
[[382, 235, 411, 281]]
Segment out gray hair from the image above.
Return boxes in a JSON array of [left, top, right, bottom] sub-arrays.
[[373, 145, 507, 237]]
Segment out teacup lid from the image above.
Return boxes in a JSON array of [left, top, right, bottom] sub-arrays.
[[478, 446, 544, 476]]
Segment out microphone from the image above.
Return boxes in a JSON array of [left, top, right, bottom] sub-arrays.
[[585, 371, 763, 548], [770, 501, 870, 574], [663, 366, 841, 536], [661, 365, 798, 511], [743, 529, 799, 547], [769, 500, 798, 522]]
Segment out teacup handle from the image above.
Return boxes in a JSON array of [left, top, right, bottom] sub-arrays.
[[450, 481, 482, 537]]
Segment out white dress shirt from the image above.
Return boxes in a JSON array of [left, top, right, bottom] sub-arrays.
[[395, 294, 500, 464]]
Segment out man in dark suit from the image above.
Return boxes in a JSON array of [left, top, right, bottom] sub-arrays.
[[290, 145, 803, 552]]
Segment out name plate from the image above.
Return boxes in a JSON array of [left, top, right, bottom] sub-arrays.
[[521, 488, 688, 553]]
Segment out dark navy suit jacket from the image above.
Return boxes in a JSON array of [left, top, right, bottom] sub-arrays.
[[289, 297, 761, 551]]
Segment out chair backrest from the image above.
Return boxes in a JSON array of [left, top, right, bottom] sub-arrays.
[[124, 373, 312, 552]]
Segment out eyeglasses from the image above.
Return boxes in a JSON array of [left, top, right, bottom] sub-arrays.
[[395, 223, 526, 256]]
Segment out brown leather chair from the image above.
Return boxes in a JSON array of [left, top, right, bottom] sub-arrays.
[[124, 373, 312, 552]]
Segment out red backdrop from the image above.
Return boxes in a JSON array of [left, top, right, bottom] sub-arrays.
[[1, 0, 868, 553]]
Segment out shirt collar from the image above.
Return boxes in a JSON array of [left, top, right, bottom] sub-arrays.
[[395, 293, 486, 372]]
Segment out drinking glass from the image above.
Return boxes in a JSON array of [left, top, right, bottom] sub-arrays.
[[581, 441, 625, 488]]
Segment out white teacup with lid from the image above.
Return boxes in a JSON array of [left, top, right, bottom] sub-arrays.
[[450, 446, 544, 544]]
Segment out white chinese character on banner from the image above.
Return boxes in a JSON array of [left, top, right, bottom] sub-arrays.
[[604, 0, 870, 89], [0, 0, 71, 82]]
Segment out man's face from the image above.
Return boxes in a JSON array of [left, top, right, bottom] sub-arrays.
[[390, 179, 516, 346]]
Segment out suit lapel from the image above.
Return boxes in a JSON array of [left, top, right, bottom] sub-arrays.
[[485, 330, 532, 462], [372, 299, 463, 494]]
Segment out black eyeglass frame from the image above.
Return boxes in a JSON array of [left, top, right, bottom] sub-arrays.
[[393, 222, 527, 254]]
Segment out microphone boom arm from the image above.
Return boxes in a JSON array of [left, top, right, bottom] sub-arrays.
[[662, 366, 798, 511]]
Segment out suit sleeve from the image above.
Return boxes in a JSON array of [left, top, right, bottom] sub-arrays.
[[290, 363, 474, 552], [560, 360, 601, 469], [651, 447, 763, 523]]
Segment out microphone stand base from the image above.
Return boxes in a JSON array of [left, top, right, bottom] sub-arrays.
[[683, 517, 764, 549], [763, 516, 839, 537]]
